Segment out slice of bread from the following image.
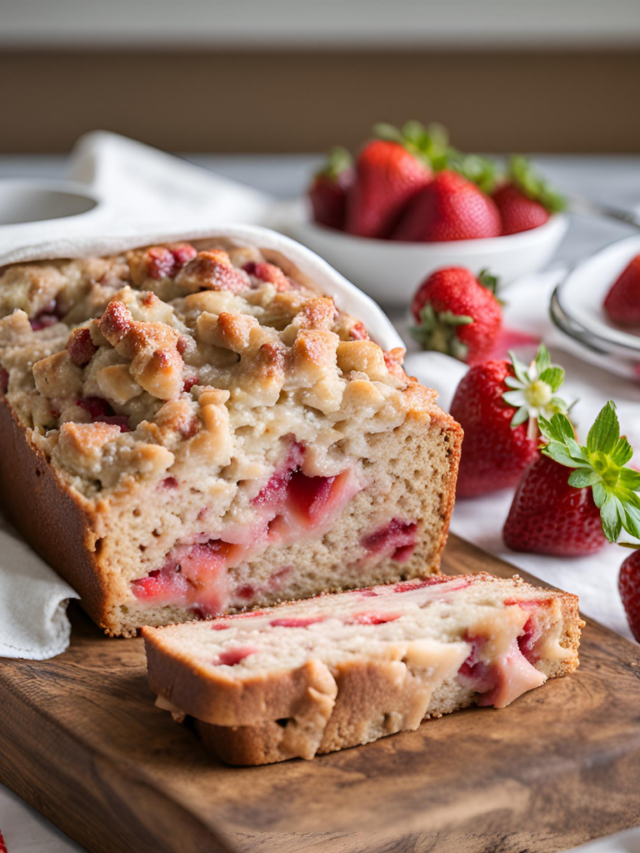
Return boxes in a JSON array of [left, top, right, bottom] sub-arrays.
[[142, 572, 583, 765], [0, 238, 461, 636]]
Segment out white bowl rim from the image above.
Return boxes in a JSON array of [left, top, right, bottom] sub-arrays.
[[292, 204, 568, 255]]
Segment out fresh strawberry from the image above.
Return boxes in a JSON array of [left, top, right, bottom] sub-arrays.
[[504, 402, 640, 556], [410, 267, 502, 364], [619, 550, 640, 642], [451, 345, 570, 497], [503, 454, 606, 556], [308, 147, 353, 230], [604, 254, 640, 326], [493, 184, 550, 235], [494, 156, 566, 236], [345, 122, 439, 239], [0, 829, 7, 853], [392, 170, 501, 242]]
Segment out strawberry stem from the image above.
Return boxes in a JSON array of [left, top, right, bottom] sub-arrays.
[[316, 147, 352, 181], [477, 269, 499, 295], [410, 304, 473, 361], [373, 120, 449, 170], [447, 150, 497, 195], [508, 155, 566, 213]]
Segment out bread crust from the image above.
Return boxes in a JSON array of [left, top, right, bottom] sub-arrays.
[[193, 651, 475, 767], [420, 403, 462, 569], [0, 398, 114, 628]]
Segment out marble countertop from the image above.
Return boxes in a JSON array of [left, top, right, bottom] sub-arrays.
[[1, 153, 639, 853]]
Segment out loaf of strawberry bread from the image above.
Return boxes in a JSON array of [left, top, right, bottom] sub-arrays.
[[143, 572, 583, 765], [0, 238, 462, 635]]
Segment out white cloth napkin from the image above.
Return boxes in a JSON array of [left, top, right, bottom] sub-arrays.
[[0, 514, 77, 659], [0, 131, 402, 660], [405, 268, 640, 641]]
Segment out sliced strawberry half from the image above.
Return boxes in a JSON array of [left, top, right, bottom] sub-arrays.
[[345, 612, 402, 625], [361, 518, 418, 562], [132, 538, 237, 616], [270, 616, 326, 628], [216, 646, 259, 666], [76, 396, 131, 432]]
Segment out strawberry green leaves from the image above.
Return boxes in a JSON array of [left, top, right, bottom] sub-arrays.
[[509, 155, 566, 214], [373, 121, 497, 192], [316, 147, 352, 181], [477, 269, 499, 296], [502, 345, 570, 429], [410, 304, 473, 361], [447, 150, 497, 195], [586, 399, 620, 456], [373, 121, 450, 171], [539, 401, 640, 542]]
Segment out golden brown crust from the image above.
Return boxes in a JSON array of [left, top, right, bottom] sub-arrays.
[[193, 651, 471, 767], [195, 718, 287, 766], [421, 405, 463, 569], [0, 398, 115, 630], [144, 644, 335, 727], [557, 590, 585, 676]]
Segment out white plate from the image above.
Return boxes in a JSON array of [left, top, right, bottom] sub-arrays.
[[550, 289, 640, 379], [555, 234, 640, 355], [273, 197, 568, 305]]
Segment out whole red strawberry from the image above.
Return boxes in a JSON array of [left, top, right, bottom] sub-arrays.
[[604, 254, 640, 326], [619, 550, 640, 642], [0, 829, 6, 853], [451, 346, 569, 497], [410, 267, 501, 364], [392, 170, 501, 242], [345, 123, 436, 239], [494, 156, 566, 236], [503, 454, 607, 556], [493, 184, 550, 235], [308, 147, 354, 231], [503, 401, 640, 557]]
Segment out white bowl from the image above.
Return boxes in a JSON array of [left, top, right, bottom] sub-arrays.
[[554, 234, 640, 358], [275, 198, 568, 305], [0, 179, 99, 227]]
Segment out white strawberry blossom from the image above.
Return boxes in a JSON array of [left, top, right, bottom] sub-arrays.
[[502, 345, 571, 439]]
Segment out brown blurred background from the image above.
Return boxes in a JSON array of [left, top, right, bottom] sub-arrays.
[[2, 0, 640, 154]]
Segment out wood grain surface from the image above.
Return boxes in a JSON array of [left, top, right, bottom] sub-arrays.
[[2, 534, 640, 853]]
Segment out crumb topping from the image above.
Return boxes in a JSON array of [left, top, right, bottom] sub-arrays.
[[0, 241, 422, 500]]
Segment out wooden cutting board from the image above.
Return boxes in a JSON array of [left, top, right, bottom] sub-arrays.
[[2, 534, 640, 853]]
